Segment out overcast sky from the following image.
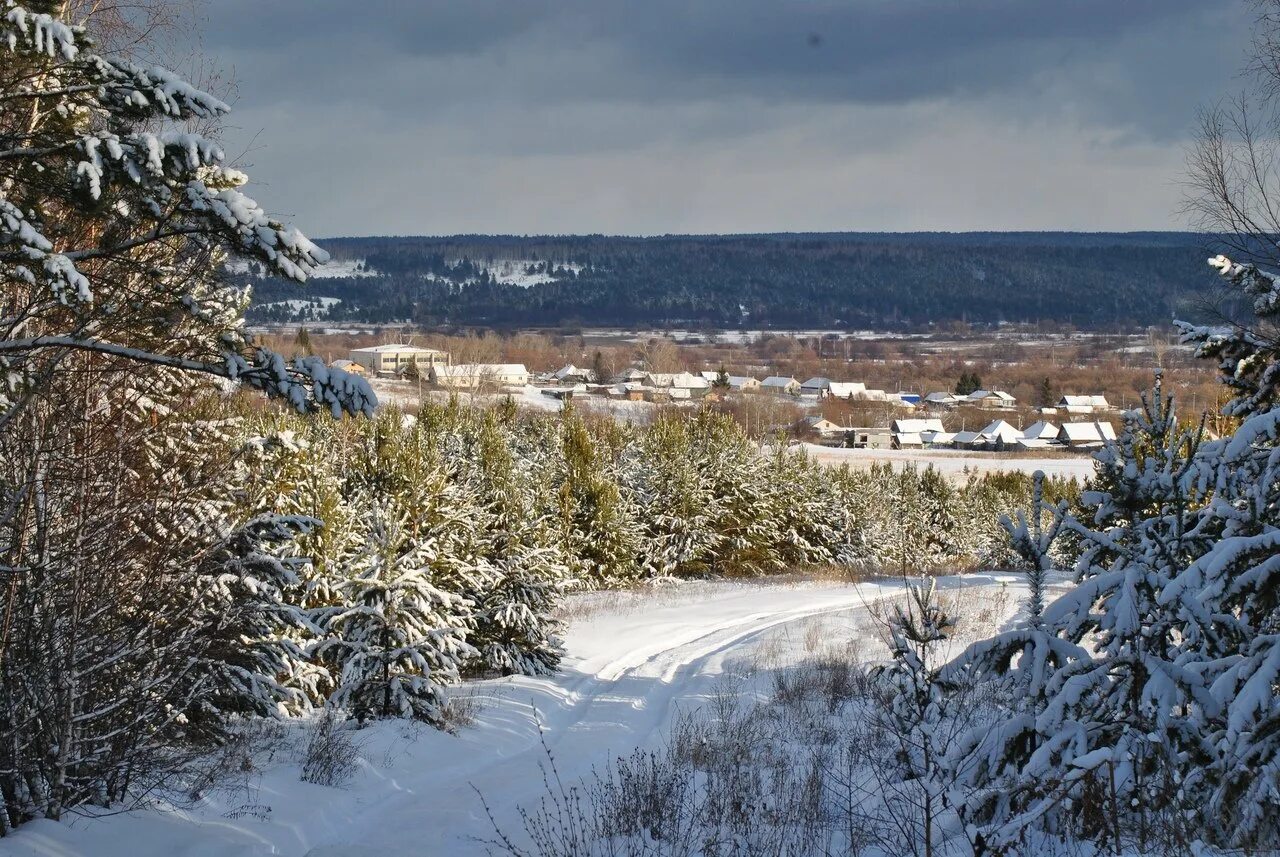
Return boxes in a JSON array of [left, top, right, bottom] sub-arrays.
[[187, 1, 1253, 237]]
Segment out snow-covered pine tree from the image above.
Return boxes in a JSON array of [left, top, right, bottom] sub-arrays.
[[690, 409, 786, 576], [0, 3, 373, 422], [462, 412, 567, 676], [628, 413, 721, 578], [556, 405, 641, 584], [1160, 255, 1280, 847], [943, 377, 1218, 850], [313, 495, 476, 724], [870, 578, 958, 857], [183, 514, 321, 731]]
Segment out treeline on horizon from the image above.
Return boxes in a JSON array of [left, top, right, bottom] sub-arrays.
[[245, 232, 1231, 330]]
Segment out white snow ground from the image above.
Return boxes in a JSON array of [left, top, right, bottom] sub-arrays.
[[803, 443, 1097, 481], [3, 574, 1029, 857]]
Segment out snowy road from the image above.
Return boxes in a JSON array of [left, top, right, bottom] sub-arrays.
[[4, 574, 1026, 857]]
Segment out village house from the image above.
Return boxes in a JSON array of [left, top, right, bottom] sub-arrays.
[[553, 364, 595, 384], [831, 381, 872, 399], [923, 392, 961, 408], [891, 418, 946, 435], [849, 427, 893, 449], [801, 377, 870, 399], [349, 344, 450, 377], [894, 432, 924, 448], [976, 419, 1023, 447], [1057, 394, 1113, 414], [329, 358, 366, 376], [698, 371, 761, 392], [965, 389, 1017, 409], [921, 429, 956, 446], [645, 372, 711, 397], [1016, 420, 1061, 450], [761, 376, 801, 396], [606, 382, 647, 401], [430, 363, 529, 390], [1060, 421, 1118, 449], [798, 415, 846, 439]]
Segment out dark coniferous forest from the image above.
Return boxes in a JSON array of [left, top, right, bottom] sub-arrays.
[[245, 232, 1222, 329]]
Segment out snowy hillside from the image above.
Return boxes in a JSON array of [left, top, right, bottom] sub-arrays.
[[3, 575, 1030, 857]]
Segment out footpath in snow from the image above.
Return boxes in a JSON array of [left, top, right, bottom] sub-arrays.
[[3, 574, 1027, 857]]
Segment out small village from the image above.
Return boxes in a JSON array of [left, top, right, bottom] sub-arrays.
[[337, 343, 1121, 454]]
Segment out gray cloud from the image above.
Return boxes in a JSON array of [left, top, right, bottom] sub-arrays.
[[180, 1, 1253, 236]]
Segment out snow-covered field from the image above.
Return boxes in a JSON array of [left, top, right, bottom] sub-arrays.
[[4, 574, 1031, 857], [803, 443, 1096, 481]]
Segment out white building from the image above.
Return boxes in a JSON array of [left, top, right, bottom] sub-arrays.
[[349, 344, 450, 377], [431, 363, 529, 390], [1061, 421, 1118, 448], [645, 371, 710, 391], [891, 418, 946, 435], [829, 381, 870, 399], [977, 419, 1023, 446], [1057, 395, 1113, 414], [1021, 420, 1060, 441]]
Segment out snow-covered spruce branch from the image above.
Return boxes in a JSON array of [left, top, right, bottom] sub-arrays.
[[0, 336, 377, 417]]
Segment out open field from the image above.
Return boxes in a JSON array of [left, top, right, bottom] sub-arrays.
[[801, 443, 1098, 481]]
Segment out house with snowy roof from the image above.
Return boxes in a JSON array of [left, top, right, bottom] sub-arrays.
[[698, 371, 761, 392], [1021, 420, 1060, 441], [924, 392, 961, 408], [835, 381, 874, 399], [761, 376, 801, 396], [553, 364, 595, 384], [965, 389, 1017, 409], [1057, 395, 1113, 414], [1060, 421, 1118, 448], [645, 372, 710, 392], [799, 415, 846, 437], [921, 430, 956, 447], [806, 380, 867, 400], [891, 418, 946, 435], [977, 419, 1023, 447]]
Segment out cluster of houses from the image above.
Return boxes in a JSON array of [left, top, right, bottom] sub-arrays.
[[801, 416, 1117, 451], [334, 349, 1119, 455], [894, 417, 1117, 451]]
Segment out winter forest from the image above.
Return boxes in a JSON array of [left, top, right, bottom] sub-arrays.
[[4, 2, 1280, 856]]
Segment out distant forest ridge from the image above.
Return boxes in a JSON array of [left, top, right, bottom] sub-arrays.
[[243, 231, 1232, 330]]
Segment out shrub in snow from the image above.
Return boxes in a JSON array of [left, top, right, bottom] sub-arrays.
[[300, 710, 362, 788]]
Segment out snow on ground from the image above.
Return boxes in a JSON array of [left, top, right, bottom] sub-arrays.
[[803, 443, 1096, 481], [3, 574, 1032, 857], [255, 297, 343, 316], [463, 259, 583, 288], [306, 259, 377, 279]]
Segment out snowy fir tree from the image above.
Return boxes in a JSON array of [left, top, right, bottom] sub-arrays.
[[871, 579, 958, 857], [313, 496, 477, 725], [943, 377, 1216, 851], [463, 413, 567, 676]]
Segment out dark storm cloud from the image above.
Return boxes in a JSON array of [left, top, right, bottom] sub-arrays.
[[181, 1, 1253, 236]]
